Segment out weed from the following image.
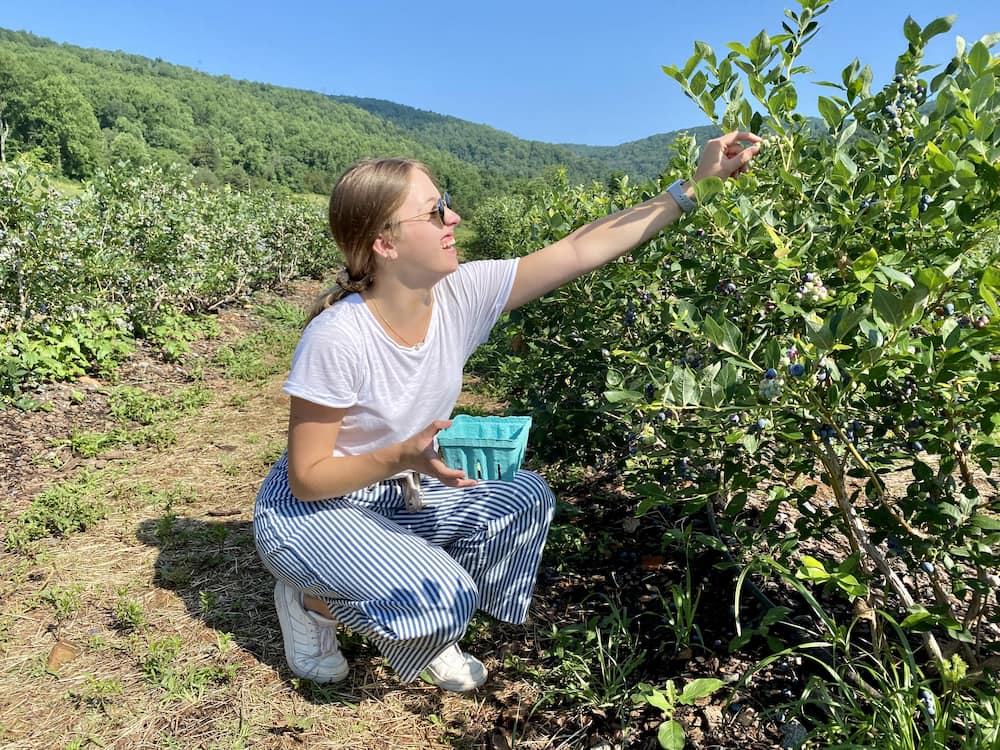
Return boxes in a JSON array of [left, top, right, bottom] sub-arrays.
[[57, 424, 177, 457], [109, 384, 211, 425], [142, 636, 237, 700], [214, 325, 296, 381], [258, 441, 285, 465], [198, 590, 218, 615], [113, 590, 147, 632], [39, 585, 84, 621], [67, 675, 124, 709], [5, 471, 107, 552], [540, 597, 646, 713], [255, 299, 306, 329], [632, 678, 725, 750]]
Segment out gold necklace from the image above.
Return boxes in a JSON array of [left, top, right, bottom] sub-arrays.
[[369, 297, 427, 348]]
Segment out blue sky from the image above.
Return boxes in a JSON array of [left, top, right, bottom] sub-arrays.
[[3, 1, 998, 146]]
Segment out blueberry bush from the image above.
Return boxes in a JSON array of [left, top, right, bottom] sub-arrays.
[[0, 160, 333, 400], [474, 2, 1000, 744]]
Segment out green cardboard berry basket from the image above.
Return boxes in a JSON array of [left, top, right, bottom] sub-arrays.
[[437, 415, 532, 481]]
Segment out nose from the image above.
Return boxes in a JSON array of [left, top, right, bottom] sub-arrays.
[[445, 205, 461, 227]]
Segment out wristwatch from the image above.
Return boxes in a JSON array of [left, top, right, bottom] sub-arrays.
[[667, 179, 697, 213]]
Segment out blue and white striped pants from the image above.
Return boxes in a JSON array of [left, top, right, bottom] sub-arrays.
[[253, 452, 556, 681]]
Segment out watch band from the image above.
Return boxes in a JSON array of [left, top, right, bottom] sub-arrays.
[[667, 179, 697, 213]]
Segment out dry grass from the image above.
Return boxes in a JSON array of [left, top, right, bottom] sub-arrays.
[[0, 288, 542, 750]]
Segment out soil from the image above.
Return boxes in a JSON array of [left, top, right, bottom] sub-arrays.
[[1, 279, 979, 750]]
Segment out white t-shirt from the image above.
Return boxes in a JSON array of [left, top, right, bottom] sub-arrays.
[[284, 258, 519, 458]]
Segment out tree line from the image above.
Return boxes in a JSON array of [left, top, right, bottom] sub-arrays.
[[0, 28, 700, 202]]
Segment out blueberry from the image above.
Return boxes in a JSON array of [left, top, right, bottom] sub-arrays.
[[789, 363, 805, 377], [724, 281, 737, 294], [894, 73, 904, 83], [728, 413, 741, 425], [913, 441, 924, 452], [765, 368, 777, 379], [921, 561, 935, 574], [944, 303, 954, 316], [756, 418, 769, 430]]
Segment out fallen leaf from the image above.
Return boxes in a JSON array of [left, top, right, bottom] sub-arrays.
[[641, 555, 664, 571], [47, 641, 80, 672]]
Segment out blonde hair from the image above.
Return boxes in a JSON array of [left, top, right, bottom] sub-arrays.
[[307, 158, 436, 323]]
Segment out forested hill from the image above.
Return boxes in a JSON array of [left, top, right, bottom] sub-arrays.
[[332, 95, 713, 184], [0, 28, 702, 200], [562, 126, 722, 181]]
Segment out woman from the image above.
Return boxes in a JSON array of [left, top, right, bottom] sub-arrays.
[[254, 131, 761, 691]]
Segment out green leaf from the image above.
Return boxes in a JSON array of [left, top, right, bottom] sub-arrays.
[[604, 389, 643, 403], [873, 288, 903, 328], [666, 367, 700, 406], [658, 720, 686, 750], [903, 16, 921, 46], [817, 96, 843, 127], [971, 515, 1000, 531], [914, 267, 949, 293], [679, 678, 725, 704], [921, 15, 956, 44], [762, 221, 791, 259], [980, 267, 1000, 316], [901, 605, 935, 630], [969, 74, 995, 112], [968, 42, 990, 75], [692, 176, 724, 204], [852, 249, 878, 282]]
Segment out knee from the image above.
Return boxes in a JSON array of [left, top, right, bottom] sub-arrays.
[[513, 470, 557, 521], [402, 574, 478, 642]]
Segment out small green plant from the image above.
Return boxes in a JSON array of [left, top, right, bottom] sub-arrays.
[[67, 675, 124, 709], [109, 384, 211, 425], [5, 471, 107, 552], [113, 590, 146, 632], [39, 585, 84, 621], [632, 678, 726, 750], [141, 636, 236, 700], [198, 590, 218, 615], [541, 598, 646, 713], [659, 569, 703, 655]]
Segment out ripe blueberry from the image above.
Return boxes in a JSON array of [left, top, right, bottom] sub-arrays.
[[788, 363, 805, 377], [765, 368, 777, 379]]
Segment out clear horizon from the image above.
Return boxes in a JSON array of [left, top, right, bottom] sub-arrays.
[[3, 1, 999, 147]]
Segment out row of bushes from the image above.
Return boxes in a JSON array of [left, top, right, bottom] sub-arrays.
[[0, 160, 335, 399]]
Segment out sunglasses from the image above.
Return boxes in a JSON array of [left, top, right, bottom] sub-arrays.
[[395, 192, 452, 226]]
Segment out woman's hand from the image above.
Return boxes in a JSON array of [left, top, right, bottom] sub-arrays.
[[693, 130, 762, 183], [401, 420, 479, 488]]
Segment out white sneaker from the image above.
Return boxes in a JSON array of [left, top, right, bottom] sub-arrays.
[[421, 643, 488, 691], [273, 580, 349, 683]]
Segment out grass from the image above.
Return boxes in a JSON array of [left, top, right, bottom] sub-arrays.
[[4, 471, 108, 553], [11, 279, 968, 749], [0, 283, 523, 749]]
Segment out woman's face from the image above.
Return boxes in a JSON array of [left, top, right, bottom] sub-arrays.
[[388, 169, 461, 279]]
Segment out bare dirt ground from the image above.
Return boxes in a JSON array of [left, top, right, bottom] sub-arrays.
[[1, 279, 937, 750]]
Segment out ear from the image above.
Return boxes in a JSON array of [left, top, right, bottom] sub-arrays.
[[372, 233, 398, 261]]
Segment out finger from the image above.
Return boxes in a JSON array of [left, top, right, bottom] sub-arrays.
[[719, 130, 763, 144], [423, 419, 452, 438], [726, 144, 760, 172]]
